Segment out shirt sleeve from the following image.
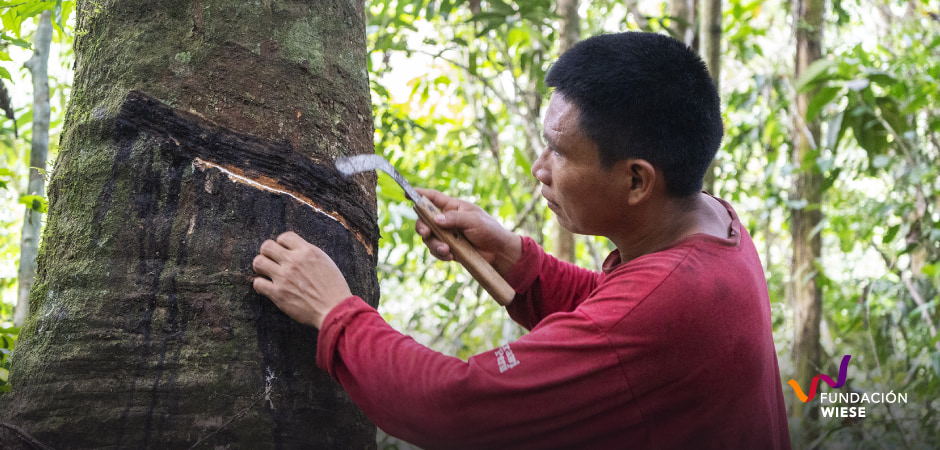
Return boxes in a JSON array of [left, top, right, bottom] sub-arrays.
[[503, 237, 602, 329], [316, 295, 634, 450]]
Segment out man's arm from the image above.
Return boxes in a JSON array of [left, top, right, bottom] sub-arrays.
[[415, 189, 602, 324], [252, 232, 622, 447], [317, 296, 632, 449], [502, 237, 602, 328]]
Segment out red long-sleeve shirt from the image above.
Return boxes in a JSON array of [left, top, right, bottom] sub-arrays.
[[317, 199, 791, 449]]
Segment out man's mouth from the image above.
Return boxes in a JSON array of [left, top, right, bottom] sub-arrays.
[[541, 188, 559, 209]]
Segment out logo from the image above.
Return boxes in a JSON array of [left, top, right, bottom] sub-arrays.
[[788, 354, 851, 403], [494, 344, 520, 373]]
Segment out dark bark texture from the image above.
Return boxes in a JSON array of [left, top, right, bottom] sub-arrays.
[[1, 0, 379, 448]]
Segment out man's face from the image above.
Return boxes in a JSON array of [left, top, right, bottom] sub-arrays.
[[532, 93, 627, 236]]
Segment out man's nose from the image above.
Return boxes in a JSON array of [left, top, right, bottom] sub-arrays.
[[531, 150, 550, 185]]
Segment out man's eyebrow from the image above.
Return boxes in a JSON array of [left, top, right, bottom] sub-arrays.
[[542, 132, 557, 148]]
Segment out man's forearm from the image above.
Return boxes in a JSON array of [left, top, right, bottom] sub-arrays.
[[492, 233, 524, 276]]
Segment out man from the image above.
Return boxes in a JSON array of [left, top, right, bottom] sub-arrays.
[[253, 32, 791, 449]]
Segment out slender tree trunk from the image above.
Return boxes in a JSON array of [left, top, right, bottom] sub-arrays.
[[1, 1, 379, 448], [553, 0, 578, 263], [15, 11, 52, 328], [789, 0, 825, 439], [625, 0, 649, 29], [670, 0, 698, 47], [700, 0, 721, 193]]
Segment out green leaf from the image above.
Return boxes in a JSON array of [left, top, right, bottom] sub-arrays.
[[867, 72, 898, 87], [922, 264, 937, 278], [882, 224, 900, 245], [498, 200, 515, 218], [875, 96, 908, 136], [16, 109, 32, 128], [16, 2, 50, 19], [54, 0, 64, 30], [487, 0, 517, 16], [806, 86, 841, 122], [794, 59, 838, 92], [820, 167, 841, 192], [377, 172, 407, 203], [513, 146, 531, 175], [908, 300, 937, 320], [19, 194, 48, 213], [0, 66, 10, 81], [0, 32, 31, 48]]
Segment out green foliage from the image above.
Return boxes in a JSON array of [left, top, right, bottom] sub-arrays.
[[19, 192, 47, 213], [0, 324, 16, 395], [716, 0, 940, 446], [0, 0, 75, 396], [366, 1, 940, 446], [367, 0, 558, 363], [0, 0, 937, 446], [0, 1, 73, 81], [0, 269, 13, 395]]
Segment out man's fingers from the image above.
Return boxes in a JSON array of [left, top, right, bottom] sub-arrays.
[[252, 276, 275, 296], [437, 209, 477, 231], [416, 214, 456, 261], [259, 232, 313, 264], [276, 231, 306, 249], [252, 254, 279, 277], [259, 239, 288, 261], [416, 218, 434, 238], [419, 233, 453, 261], [415, 188, 460, 210]]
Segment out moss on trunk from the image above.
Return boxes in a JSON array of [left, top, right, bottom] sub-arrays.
[[2, 1, 378, 448]]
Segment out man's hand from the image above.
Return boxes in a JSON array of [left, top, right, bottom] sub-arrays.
[[252, 232, 352, 329], [415, 188, 522, 275]]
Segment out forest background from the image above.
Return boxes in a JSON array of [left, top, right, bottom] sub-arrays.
[[1, 0, 938, 448]]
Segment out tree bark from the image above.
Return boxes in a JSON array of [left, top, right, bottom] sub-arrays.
[[553, 0, 578, 263], [699, 0, 720, 193], [625, 0, 649, 30], [1, 1, 379, 448], [789, 0, 825, 438], [669, 0, 697, 47], [15, 10, 52, 328]]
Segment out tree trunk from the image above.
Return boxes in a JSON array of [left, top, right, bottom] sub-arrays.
[[789, 0, 825, 438], [15, 10, 52, 328], [1, 1, 379, 448], [699, 0, 720, 193], [625, 0, 649, 30], [553, 0, 578, 263], [669, 0, 697, 47]]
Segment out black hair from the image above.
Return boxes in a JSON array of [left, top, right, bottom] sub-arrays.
[[544, 32, 723, 197]]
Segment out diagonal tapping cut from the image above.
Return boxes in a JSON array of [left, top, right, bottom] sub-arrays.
[[113, 90, 379, 256], [190, 156, 373, 255], [190, 158, 341, 222], [191, 157, 345, 223]]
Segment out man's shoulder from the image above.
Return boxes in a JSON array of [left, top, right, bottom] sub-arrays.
[[582, 237, 766, 328]]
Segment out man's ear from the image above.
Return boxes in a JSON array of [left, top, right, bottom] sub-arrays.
[[617, 159, 657, 206]]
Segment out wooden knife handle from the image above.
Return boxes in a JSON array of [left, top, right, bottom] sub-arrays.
[[413, 197, 516, 306]]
